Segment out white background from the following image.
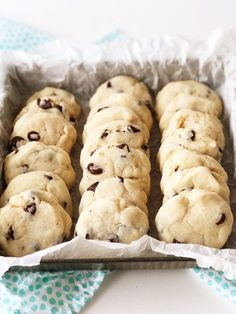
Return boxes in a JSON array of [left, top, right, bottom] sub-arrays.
[[0, 1, 236, 313]]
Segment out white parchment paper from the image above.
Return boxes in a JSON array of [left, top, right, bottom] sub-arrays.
[[0, 29, 236, 279]]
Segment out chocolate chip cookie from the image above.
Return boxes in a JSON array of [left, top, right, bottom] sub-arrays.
[[79, 144, 151, 195], [4, 142, 75, 188], [75, 198, 149, 244], [0, 171, 73, 216], [10, 112, 77, 153], [0, 189, 72, 257], [155, 189, 233, 249]]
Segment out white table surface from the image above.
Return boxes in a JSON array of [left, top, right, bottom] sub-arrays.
[[0, 1, 236, 313]]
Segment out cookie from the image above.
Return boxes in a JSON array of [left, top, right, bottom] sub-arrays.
[[162, 109, 225, 150], [160, 148, 228, 186], [161, 166, 230, 203], [156, 80, 222, 119], [79, 177, 148, 215], [0, 171, 73, 217], [82, 106, 150, 142], [75, 198, 149, 244], [10, 112, 77, 153], [158, 135, 222, 170], [80, 120, 149, 168], [79, 144, 151, 195], [4, 142, 75, 188], [88, 93, 153, 130], [155, 189, 233, 249], [89, 75, 153, 110], [0, 189, 72, 257], [159, 94, 223, 131], [15, 91, 80, 125]]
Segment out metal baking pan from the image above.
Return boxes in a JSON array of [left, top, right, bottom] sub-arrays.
[[0, 35, 235, 274]]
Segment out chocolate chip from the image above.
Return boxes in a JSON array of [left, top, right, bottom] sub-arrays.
[[15, 149, 19, 154], [62, 202, 67, 209], [10, 136, 25, 151], [24, 203, 36, 215], [22, 164, 29, 173], [121, 155, 127, 158], [173, 239, 181, 243], [219, 147, 223, 154], [216, 213, 226, 225], [141, 144, 148, 151], [70, 117, 76, 123], [190, 130, 196, 141], [74, 232, 78, 236], [117, 176, 124, 183], [87, 182, 99, 192], [90, 150, 96, 156], [101, 129, 109, 139], [44, 174, 53, 180], [27, 131, 40, 141], [97, 107, 109, 112], [6, 226, 14, 240], [127, 125, 140, 133], [37, 98, 53, 109], [54, 104, 63, 112], [87, 163, 103, 175], [117, 143, 130, 152], [107, 81, 112, 88], [85, 233, 91, 239], [109, 234, 120, 243], [174, 166, 179, 172]]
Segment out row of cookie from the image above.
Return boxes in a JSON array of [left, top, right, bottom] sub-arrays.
[[75, 76, 153, 243], [154, 80, 233, 249], [0, 87, 81, 257]]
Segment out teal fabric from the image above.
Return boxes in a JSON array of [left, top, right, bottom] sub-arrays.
[[0, 18, 235, 312]]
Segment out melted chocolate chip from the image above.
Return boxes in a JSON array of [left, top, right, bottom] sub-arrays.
[[44, 174, 53, 180], [173, 239, 181, 243], [216, 213, 226, 225], [90, 150, 96, 156], [117, 176, 124, 183], [107, 81, 112, 88], [70, 117, 76, 123], [6, 226, 14, 240], [87, 163, 103, 175], [85, 233, 91, 239], [219, 147, 223, 154], [37, 98, 53, 109], [10, 136, 25, 151], [121, 155, 127, 158], [190, 130, 196, 141], [109, 234, 120, 243], [87, 182, 99, 192], [101, 129, 109, 139], [127, 125, 140, 133], [15, 149, 19, 154], [141, 144, 148, 151], [97, 107, 109, 112], [117, 143, 130, 152], [22, 164, 29, 173], [62, 202, 67, 209], [54, 104, 63, 112], [24, 203, 36, 215], [27, 131, 40, 141], [74, 232, 78, 236]]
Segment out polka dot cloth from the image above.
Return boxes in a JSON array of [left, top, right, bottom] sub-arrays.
[[193, 267, 236, 304], [0, 270, 108, 313], [0, 18, 53, 51]]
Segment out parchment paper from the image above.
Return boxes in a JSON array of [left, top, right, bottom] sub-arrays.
[[0, 29, 236, 279]]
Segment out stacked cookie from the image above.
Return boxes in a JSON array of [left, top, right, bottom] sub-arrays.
[[155, 80, 234, 249], [75, 75, 153, 243], [0, 87, 80, 257]]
